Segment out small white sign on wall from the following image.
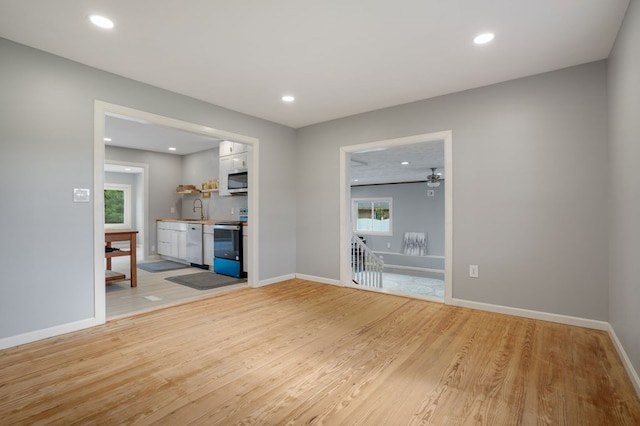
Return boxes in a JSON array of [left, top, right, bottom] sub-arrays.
[[427, 189, 435, 197], [73, 188, 91, 203]]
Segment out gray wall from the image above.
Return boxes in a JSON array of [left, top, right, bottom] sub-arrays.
[[608, 0, 640, 380], [181, 148, 248, 222], [105, 146, 183, 257], [0, 38, 296, 339], [351, 182, 445, 256], [296, 60, 609, 321]]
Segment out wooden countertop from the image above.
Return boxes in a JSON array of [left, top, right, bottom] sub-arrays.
[[157, 218, 248, 225]]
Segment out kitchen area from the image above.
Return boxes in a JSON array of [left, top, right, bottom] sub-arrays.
[[105, 128, 253, 319]]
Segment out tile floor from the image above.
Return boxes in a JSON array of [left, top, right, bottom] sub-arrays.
[[106, 257, 247, 319]]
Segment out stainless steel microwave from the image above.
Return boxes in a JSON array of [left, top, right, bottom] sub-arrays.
[[228, 170, 248, 193]]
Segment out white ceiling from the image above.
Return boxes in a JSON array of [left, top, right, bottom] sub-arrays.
[[105, 114, 222, 156], [0, 1, 629, 129], [350, 142, 444, 186]]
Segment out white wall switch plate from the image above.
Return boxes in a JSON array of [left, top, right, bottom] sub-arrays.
[[469, 265, 479, 278], [170, 207, 175, 214], [73, 188, 90, 202], [387, 242, 391, 249]]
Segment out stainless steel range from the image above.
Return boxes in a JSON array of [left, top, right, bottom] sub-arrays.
[[213, 222, 245, 278]]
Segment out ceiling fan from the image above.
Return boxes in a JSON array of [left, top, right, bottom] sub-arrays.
[[426, 168, 442, 188]]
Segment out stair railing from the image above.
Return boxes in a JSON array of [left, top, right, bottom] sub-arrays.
[[351, 236, 384, 288]]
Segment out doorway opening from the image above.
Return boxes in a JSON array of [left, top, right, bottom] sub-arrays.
[[104, 162, 147, 261], [339, 131, 453, 303], [94, 101, 259, 324]]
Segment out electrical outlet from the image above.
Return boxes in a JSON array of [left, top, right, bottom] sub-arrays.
[[151, 245, 155, 252], [469, 265, 479, 278], [231, 207, 235, 214]]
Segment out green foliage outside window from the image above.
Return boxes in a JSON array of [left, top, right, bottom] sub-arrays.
[[105, 189, 125, 224]]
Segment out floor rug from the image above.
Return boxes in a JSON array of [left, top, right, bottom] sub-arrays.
[[138, 260, 190, 273], [165, 272, 245, 290]]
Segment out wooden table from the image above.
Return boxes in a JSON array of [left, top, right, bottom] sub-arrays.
[[105, 229, 139, 287]]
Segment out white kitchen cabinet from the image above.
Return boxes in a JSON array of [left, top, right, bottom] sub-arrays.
[[177, 228, 187, 260], [219, 142, 248, 197], [242, 224, 248, 274], [203, 224, 214, 267], [219, 156, 231, 196], [220, 141, 246, 156], [157, 222, 171, 256], [231, 152, 247, 170], [157, 221, 188, 262]]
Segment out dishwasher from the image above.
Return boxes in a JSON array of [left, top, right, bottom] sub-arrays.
[[186, 223, 204, 267]]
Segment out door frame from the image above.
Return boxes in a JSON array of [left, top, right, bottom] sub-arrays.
[[104, 160, 148, 259], [94, 101, 260, 323], [339, 130, 453, 303]]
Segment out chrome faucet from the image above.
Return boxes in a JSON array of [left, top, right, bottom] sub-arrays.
[[193, 198, 204, 220]]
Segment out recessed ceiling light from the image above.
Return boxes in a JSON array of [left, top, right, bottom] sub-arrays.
[[282, 95, 295, 103], [89, 15, 114, 29], [168, 147, 177, 151], [401, 161, 409, 165], [103, 137, 112, 142], [124, 168, 131, 171], [353, 179, 359, 182], [474, 32, 495, 45]]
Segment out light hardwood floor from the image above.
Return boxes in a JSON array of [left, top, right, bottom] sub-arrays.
[[1, 280, 639, 425], [107, 257, 247, 319]]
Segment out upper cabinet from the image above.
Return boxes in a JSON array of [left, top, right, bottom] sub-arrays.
[[219, 141, 248, 197], [219, 141, 247, 157], [231, 152, 247, 170]]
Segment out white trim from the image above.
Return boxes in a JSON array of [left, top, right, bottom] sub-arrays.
[[607, 324, 640, 397], [95, 100, 260, 323], [345, 280, 444, 304], [451, 298, 609, 331], [296, 274, 342, 286], [256, 273, 296, 288], [339, 130, 453, 305], [94, 105, 106, 324], [104, 159, 149, 259], [443, 131, 453, 305], [383, 264, 444, 274], [0, 318, 99, 350], [103, 183, 132, 228]]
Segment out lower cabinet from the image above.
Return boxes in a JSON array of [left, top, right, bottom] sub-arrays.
[[157, 221, 188, 262], [203, 224, 214, 267], [242, 224, 248, 273]]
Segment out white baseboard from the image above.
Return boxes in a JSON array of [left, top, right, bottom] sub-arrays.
[[295, 274, 342, 286], [450, 298, 609, 331], [256, 273, 296, 288], [607, 324, 640, 397], [0, 317, 101, 350]]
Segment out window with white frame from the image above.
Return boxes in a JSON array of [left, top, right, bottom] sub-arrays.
[[352, 198, 392, 236], [104, 183, 131, 228]]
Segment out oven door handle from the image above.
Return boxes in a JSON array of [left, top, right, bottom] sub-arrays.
[[214, 225, 241, 231]]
